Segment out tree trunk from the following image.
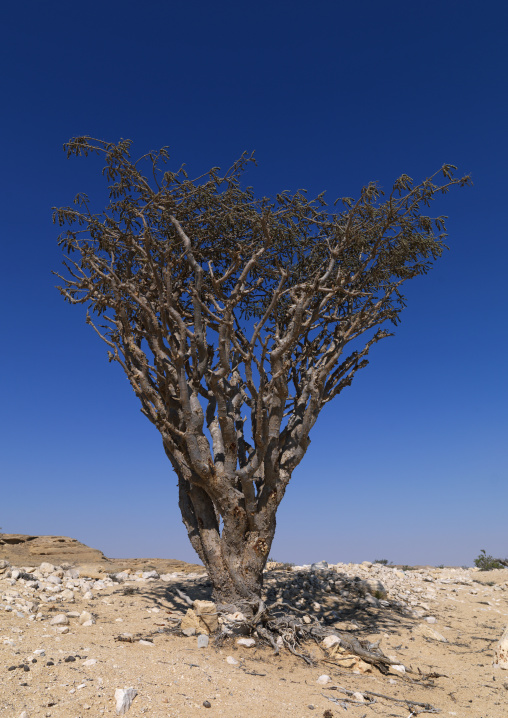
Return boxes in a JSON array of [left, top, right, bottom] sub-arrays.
[[167, 449, 278, 612]]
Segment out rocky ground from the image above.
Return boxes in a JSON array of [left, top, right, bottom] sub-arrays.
[[1, 536, 508, 718]]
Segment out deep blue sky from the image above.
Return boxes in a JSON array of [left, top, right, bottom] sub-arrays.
[[1, 1, 506, 566]]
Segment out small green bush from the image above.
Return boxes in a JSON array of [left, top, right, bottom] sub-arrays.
[[474, 549, 503, 571], [374, 559, 391, 565]]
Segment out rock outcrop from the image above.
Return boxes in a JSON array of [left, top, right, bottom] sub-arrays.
[[0, 534, 105, 565]]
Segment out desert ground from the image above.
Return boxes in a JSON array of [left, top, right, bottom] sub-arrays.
[[1, 534, 507, 718]]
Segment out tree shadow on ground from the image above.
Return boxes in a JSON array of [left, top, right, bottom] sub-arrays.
[[117, 576, 417, 640]]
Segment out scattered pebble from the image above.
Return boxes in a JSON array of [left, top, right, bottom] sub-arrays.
[[316, 674, 331, 685]]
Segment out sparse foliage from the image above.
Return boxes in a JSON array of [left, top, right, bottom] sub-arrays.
[[53, 136, 470, 612]]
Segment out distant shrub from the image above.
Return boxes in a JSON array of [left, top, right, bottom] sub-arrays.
[[474, 549, 503, 571], [374, 559, 391, 565], [436, 564, 445, 569]]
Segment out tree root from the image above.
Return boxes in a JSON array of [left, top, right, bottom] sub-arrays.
[[216, 602, 408, 673]]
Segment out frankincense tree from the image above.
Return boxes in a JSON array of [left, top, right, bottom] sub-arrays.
[[54, 136, 470, 615]]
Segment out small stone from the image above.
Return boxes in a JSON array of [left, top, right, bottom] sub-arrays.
[[79, 610, 95, 624], [39, 563, 55, 575], [413, 623, 448, 642], [203, 700, 211, 708], [33, 649, 45, 656], [138, 640, 154, 646], [226, 655, 239, 665], [493, 623, 508, 670], [311, 561, 328, 571], [424, 616, 437, 624], [316, 674, 331, 685], [45, 575, 62, 585], [49, 614, 69, 626], [197, 634, 209, 648], [115, 687, 138, 715], [390, 664, 406, 675], [57, 626, 69, 634], [141, 570, 159, 580], [182, 627, 196, 637], [83, 591, 93, 600], [83, 659, 97, 666], [8, 665, 17, 671], [64, 655, 76, 662], [303, 615, 311, 624], [352, 691, 365, 702], [322, 635, 341, 649], [236, 637, 255, 648]]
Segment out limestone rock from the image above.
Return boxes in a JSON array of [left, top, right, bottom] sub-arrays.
[[197, 634, 209, 648], [114, 687, 138, 715], [236, 637, 255, 648], [316, 674, 331, 685], [49, 614, 69, 626], [493, 624, 508, 670], [194, 600, 218, 633], [79, 611, 95, 625], [180, 608, 201, 633], [322, 635, 341, 649], [413, 623, 447, 642]]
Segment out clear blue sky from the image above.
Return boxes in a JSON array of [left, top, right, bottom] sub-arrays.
[[1, 1, 506, 567]]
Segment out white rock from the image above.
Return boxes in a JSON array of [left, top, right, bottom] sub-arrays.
[[226, 655, 239, 665], [138, 639, 154, 646], [46, 575, 62, 585], [390, 664, 406, 675], [79, 611, 95, 625], [424, 616, 437, 624], [11, 569, 21, 580], [493, 624, 508, 670], [142, 570, 159, 580], [33, 649, 45, 656], [61, 589, 75, 601], [114, 687, 138, 715], [19, 712, 29, 718], [316, 674, 332, 685], [83, 658, 97, 666], [197, 634, 209, 648], [39, 562, 56, 575], [236, 637, 256, 648], [50, 614, 69, 626], [352, 692, 365, 702], [322, 635, 341, 649]]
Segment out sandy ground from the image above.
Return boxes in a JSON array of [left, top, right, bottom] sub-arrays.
[[1, 544, 508, 718]]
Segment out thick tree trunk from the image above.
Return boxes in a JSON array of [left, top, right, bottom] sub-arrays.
[[166, 446, 278, 612]]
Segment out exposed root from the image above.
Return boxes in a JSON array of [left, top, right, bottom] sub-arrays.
[[216, 602, 405, 672]]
